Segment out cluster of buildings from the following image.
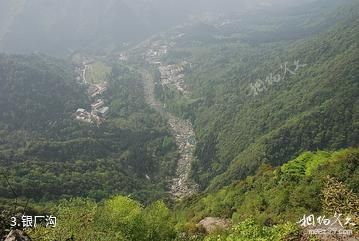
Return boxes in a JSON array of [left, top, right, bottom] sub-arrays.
[[118, 52, 128, 62], [75, 104, 109, 126], [141, 39, 191, 95], [75, 80, 110, 126], [90, 97, 110, 118], [146, 45, 169, 59], [71, 54, 111, 126], [159, 62, 189, 94], [76, 82, 110, 126], [88, 82, 108, 99], [75, 108, 92, 124], [144, 39, 176, 62]]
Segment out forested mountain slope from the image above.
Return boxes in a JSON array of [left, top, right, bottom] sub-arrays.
[[0, 55, 88, 130], [0, 56, 178, 205], [156, 1, 359, 191], [0, 1, 358, 240], [175, 148, 359, 240], [6, 147, 356, 240]]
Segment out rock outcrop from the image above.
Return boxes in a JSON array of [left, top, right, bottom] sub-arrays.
[[198, 217, 231, 234], [5, 230, 31, 241]]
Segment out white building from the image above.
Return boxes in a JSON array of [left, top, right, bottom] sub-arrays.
[[91, 99, 105, 110], [98, 106, 110, 118]]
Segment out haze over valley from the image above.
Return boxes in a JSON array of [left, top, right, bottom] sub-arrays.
[[0, 0, 358, 240]]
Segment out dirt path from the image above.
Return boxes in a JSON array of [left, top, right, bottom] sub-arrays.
[[141, 69, 198, 199], [82, 64, 89, 84]]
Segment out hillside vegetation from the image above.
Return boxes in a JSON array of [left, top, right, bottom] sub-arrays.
[[6, 147, 356, 241], [156, 1, 359, 191], [0, 56, 178, 206], [175, 148, 359, 228], [0, 1, 358, 240]]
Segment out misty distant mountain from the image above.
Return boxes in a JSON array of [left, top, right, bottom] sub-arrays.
[[0, 0, 343, 55]]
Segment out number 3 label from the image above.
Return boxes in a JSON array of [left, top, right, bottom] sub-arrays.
[[10, 217, 17, 227]]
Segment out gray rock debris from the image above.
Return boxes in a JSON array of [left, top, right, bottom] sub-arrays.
[[5, 230, 31, 241], [198, 217, 231, 234]]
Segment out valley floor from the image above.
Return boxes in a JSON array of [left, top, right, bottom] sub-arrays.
[[141, 69, 198, 199]]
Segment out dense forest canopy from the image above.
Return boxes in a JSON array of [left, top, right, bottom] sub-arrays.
[[0, 0, 358, 240], [0, 56, 178, 205], [0, 55, 89, 130], [156, 1, 359, 190]]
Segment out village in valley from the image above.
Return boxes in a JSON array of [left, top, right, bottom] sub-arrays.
[[73, 56, 111, 126], [158, 61, 190, 95], [142, 37, 192, 96], [124, 34, 199, 198], [69, 34, 198, 197]]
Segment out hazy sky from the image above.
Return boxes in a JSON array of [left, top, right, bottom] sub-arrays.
[[0, 0, 340, 54]]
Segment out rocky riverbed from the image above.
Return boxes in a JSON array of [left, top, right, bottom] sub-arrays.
[[141, 69, 198, 199]]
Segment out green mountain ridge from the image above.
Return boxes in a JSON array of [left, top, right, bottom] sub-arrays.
[[154, 2, 359, 191], [3, 147, 356, 240], [0, 54, 89, 130], [0, 0, 358, 240], [0, 57, 178, 204], [175, 148, 359, 240]]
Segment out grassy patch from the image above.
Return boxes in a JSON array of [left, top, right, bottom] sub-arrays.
[[85, 62, 111, 84]]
